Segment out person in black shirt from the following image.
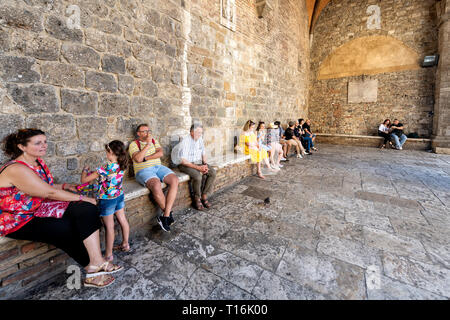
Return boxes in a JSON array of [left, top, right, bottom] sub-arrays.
[[282, 121, 305, 158], [302, 119, 317, 151], [389, 119, 408, 150]]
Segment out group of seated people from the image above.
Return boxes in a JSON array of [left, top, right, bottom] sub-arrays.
[[239, 118, 318, 179], [377, 118, 408, 150], [0, 123, 217, 289], [0, 118, 317, 290]]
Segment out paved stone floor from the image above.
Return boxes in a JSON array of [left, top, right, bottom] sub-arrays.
[[24, 144, 450, 300]]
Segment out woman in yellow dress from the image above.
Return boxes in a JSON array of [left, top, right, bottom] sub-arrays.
[[240, 120, 268, 179]]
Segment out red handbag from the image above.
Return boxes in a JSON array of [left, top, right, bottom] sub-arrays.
[[34, 199, 70, 219]]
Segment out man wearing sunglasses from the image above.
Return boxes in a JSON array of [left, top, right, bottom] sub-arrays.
[[129, 124, 179, 232]]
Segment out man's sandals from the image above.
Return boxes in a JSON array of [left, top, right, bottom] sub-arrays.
[[84, 261, 123, 288], [194, 198, 204, 210], [194, 198, 212, 210], [201, 198, 212, 208]]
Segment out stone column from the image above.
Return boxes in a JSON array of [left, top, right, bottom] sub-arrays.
[[432, 0, 450, 154]]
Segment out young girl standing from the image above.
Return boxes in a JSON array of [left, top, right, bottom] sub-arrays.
[[79, 140, 130, 262]]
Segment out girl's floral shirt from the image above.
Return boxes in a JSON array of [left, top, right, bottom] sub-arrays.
[[78, 162, 124, 200]]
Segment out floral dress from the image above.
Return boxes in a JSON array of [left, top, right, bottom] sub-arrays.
[[77, 162, 124, 199], [0, 159, 54, 237]]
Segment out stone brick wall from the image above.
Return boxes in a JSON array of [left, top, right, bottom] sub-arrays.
[[0, 0, 310, 182], [432, 0, 450, 151], [308, 0, 438, 137], [0, 159, 253, 298]]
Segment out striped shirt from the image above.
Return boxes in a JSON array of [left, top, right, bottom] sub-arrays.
[[266, 129, 279, 144], [179, 135, 205, 164], [128, 139, 162, 174]]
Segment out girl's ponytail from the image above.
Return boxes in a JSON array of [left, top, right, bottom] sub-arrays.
[[106, 140, 129, 172]]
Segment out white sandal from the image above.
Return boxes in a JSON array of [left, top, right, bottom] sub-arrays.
[[85, 261, 123, 278]]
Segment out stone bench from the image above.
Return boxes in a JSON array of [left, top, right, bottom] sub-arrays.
[[0, 153, 252, 299], [124, 153, 251, 202], [314, 133, 432, 150]]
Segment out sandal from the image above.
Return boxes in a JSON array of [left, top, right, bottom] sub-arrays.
[[201, 198, 212, 209], [113, 243, 130, 252], [85, 261, 123, 278], [194, 198, 204, 211], [84, 274, 115, 288]]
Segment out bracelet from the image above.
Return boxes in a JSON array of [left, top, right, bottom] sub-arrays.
[[62, 183, 66, 190]]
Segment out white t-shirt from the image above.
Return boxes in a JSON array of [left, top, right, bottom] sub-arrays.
[[378, 124, 389, 132]]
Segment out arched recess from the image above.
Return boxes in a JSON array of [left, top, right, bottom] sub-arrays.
[[307, 0, 333, 33], [317, 35, 421, 80]]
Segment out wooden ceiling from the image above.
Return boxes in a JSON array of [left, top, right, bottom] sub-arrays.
[[306, 0, 333, 33]]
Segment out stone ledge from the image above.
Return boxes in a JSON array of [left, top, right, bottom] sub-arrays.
[[315, 133, 431, 142], [434, 147, 450, 155], [315, 133, 432, 150]]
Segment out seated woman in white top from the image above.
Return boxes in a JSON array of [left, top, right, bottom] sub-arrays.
[[378, 119, 391, 149]]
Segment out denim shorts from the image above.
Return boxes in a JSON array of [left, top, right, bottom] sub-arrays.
[[135, 165, 174, 186], [98, 193, 125, 217]]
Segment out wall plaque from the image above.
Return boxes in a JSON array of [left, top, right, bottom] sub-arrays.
[[220, 0, 236, 31], [348, 79, 378, 103]]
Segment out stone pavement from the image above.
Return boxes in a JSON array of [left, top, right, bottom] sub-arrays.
[[24, 144, 450, 300]]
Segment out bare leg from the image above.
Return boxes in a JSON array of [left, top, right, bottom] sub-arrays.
[[83, 230, 107, 269], [268, 148, 275, 166], [285, 143, 291, 157], [297, 140, 305, 154], [264, 156, 277, 171], [277, 145, 283, 166], [102, 215, 115, 259], [162, 173, 179, 217], [146, 178, 166, 211], [256, 162, 265, 179], [115, 209, 129, 248]]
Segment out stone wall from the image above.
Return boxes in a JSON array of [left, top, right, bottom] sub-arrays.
[[0, 0, 310, 181], [432, 0, 450, 152], [308, 0, 438, 137]]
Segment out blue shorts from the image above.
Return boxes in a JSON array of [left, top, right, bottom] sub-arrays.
[[98, 193, 125, 217], [135, 165, 174, 186]]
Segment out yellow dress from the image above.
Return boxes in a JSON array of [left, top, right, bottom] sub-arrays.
[[240, 132, 268, 163]]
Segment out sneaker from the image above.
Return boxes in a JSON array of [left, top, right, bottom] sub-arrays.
[[156, 215, 170, 232], [304, 151, 311, 155], [280, 157, 287, 161], [168, 211, 175, 226], [278, 164, 283, 168], [296, 154, 302, 158], [312, 147, 318, 151]]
